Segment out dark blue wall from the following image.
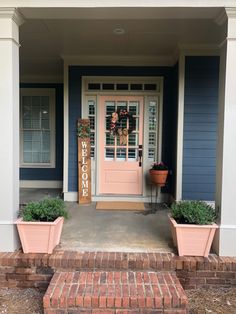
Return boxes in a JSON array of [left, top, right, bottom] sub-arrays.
[[20, 83, 63, 181], [68, 66, 178, 192], [182, 56, 220, 200]]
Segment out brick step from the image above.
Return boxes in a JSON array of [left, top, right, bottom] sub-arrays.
[[43, 271, 188, 313]]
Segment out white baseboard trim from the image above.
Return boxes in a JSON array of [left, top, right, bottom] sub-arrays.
[[20, 180, 63, 189], [63, 192, 170, 203], [63, 192, 78, 201]]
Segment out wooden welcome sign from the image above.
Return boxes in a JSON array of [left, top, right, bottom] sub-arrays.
[[77, 119, 91, 204]]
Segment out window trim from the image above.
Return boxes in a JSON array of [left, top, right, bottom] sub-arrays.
[[20, 88, 56, 168]]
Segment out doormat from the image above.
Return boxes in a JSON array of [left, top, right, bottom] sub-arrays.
[[96, 201, 145, 211]]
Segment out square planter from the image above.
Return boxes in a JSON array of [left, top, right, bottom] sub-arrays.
[[168, 214, 218, 257], [15, 217, 64, 254]]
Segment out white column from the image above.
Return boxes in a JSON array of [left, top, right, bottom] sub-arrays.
[[214, 9, 236, 256], [0, 8, 24, 251]]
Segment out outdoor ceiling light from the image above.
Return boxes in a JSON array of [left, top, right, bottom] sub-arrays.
[[113, 28, 125, 35]]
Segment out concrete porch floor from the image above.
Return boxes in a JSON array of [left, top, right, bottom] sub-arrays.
[[20, 189, 174, 253]]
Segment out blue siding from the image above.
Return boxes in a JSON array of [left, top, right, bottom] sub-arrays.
[[182, 56, 219, 201], [20, 83, 63, 181], [68, 66, 178, 192]]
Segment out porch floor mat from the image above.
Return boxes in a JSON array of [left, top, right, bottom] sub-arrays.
[[96, 201, 145, 211]]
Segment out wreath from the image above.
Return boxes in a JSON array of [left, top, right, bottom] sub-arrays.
[[77, 120, 90, 138], [109, 109, 136, 145]]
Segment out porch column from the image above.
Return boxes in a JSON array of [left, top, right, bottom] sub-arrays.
[[0, 8, 24, 251], [214, 9, 236, 256]]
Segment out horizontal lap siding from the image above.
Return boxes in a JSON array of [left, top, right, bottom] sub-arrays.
[[182, 56, 219, 201]]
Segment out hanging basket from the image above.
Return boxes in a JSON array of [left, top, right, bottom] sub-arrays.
[[149, 169, 168, 186]]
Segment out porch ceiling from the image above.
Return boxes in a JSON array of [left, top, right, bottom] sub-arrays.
[[19, 7, 224, 81]]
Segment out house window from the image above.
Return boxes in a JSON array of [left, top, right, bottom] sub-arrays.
[[20, 89, 55, 168]]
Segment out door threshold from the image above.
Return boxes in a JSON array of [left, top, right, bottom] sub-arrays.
[[92, 195, 169, 202]]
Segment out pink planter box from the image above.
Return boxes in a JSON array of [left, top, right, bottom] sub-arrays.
[[168, 214, 218, 257], [15, 217, 64, 254]]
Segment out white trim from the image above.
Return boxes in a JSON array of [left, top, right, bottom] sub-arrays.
[[63, 61, 69, 193], [20, 180, 62, 188], [0, 221, 14, 225], [82, 76, 163, 199], [0, 8, 25, 26], [2, 1, 236, 8], [158, 78, 164, 163], [219, 224, 236, 229], [20, 88, 56, 168], [176, 53, 185, 201], [0, 37, 20, 46], [63, 192, 170, 203]]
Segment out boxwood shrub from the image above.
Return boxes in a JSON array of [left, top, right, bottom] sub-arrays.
[[170, 200, 217, 225], [22, 198, 68, 222]]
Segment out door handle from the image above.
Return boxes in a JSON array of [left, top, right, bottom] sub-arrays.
[[138, 145, 142, 167]]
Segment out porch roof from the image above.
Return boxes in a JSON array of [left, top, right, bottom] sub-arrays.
[[17, 6, 225, 81]]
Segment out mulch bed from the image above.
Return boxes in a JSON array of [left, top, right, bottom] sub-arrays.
[[0, 287, 236, 313]]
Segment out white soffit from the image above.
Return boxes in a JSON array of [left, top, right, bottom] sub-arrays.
[[18, 7, 223, 20], [1, 0, 236, 9]]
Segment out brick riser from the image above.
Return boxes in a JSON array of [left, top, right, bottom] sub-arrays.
[[0, 251, 236, 291], [43, 271, 188, 314]]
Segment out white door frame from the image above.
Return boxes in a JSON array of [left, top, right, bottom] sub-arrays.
[[82, 76, 164, 202]]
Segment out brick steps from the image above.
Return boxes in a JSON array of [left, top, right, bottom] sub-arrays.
[[43, 271, 188, 313]]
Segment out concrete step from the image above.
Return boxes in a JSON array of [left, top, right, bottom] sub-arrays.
[[43, 270, 188, 313]]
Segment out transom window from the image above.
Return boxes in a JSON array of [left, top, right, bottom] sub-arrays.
[[20, 89, 55, 168]]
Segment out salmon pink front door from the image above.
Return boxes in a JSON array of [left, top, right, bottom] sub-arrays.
[[99, 96, 143, 195]]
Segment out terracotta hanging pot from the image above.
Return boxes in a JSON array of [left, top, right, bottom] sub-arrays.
[[149, 169, 168, 186]]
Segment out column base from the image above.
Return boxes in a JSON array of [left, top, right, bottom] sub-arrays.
[[213, 225, 236, 256], [0, 223, 20, 252]]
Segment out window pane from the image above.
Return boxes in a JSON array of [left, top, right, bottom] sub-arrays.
[[32, 141, 41, 152], [23, 141, 32, 151], [32, 152, 41, 163], [128, 133, 138, 146], [106, 133, 115, 146], [117, 102, 127, 111], [90, 132, 95, 146], [128, 149, 138, 160], [32, 131, 40, 141], [41, 119, 49, 129], [148, 148, 155, 160], [23, 119, 31, 128], [88, 100, 95, 115], [149, 133, 156, 146], [116, 148, 126, 160], [89, 116, 95, 130], [105, 102, 115, 115], [42, 131, 50, 151], [24, 152, 32, 163], [42, 152, 50, 163], [24, 130, 32, 141], [105, 148, 114, 160], [129, 102, 139, 115]]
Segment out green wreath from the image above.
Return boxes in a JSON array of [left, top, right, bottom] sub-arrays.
[[109, 109, 136, 135]]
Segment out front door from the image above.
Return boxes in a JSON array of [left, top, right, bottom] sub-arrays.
[[99, 96, 143, 195]]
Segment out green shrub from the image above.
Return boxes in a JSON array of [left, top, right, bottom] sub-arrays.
[[170, 201, 217, 225], [22, 198, 68, 222]]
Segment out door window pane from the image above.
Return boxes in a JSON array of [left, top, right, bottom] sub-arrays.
[[105, 148, 115, 160], [148, 100, 158, 161], [116, 148, 126, 160]]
